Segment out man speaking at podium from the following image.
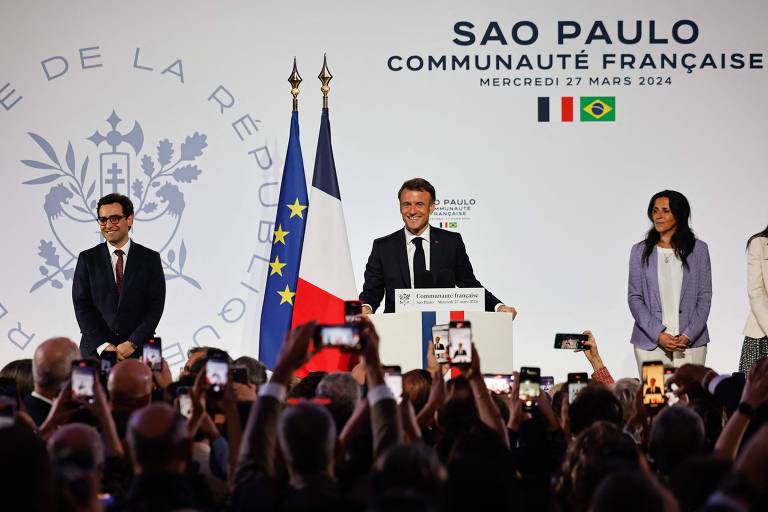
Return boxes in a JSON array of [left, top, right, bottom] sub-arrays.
[[359, 178, 516, 316]]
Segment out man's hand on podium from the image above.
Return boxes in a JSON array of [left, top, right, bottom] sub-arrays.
[[361, 305, 373, 315], [497, 305, 517, 319]]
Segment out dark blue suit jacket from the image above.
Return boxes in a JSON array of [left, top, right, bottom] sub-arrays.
[[359, 226, 502, 313], [72, 241, 165, 357]]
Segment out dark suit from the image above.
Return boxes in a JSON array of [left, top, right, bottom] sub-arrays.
[[23, 394, 52, 427], [359, 226, 502, 313], [72, 241, 165, 357]]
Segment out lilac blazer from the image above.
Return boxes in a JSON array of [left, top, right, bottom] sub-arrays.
[[628, 239, 712, 350]]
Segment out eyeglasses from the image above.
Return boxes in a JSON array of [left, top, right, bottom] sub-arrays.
[[97, 215, 127, 226]]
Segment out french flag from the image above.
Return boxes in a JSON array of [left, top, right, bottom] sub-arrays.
[[291, 107, 357, 374]]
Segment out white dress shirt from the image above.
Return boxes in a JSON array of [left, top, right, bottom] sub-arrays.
[[657, 248, 683, 336], [97, 239, 131, 355], [404, 226, 431, 288], [108, 238, 131, 282]]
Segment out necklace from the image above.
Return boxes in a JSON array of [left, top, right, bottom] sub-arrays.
[[663, 251, 675, 263]]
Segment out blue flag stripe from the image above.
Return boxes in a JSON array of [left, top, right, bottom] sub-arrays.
[[537, 97, 550, 122], [311, 108, 342, 200], [258, 111, 308, 368]]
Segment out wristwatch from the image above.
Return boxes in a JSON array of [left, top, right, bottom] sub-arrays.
[[129, 342, 139, 351], [737, 402, 755, 419]]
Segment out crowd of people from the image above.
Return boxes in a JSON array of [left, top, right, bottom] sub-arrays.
[[0, 320, 767, 512]]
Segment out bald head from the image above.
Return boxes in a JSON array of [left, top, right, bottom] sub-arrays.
[[32, 337, 80, 397], [49, 423, 104, 472], [108, 359, 152, 411], [128, 403, 190, 474]]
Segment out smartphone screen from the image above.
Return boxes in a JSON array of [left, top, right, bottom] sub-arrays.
[[71, 360, 96, 402], [316, 325, 363, 351], [432, 324, 449, 364], [484, 374, 514, 394], [100, 351, 117, 377], [344, 300, 363, 323], [448, 321, 472, 365], [176, 386, 193, 419], [642, 361, 665, 407], [567, 372, 588, 404], [540, 376, 555, 394], [554, 333, 589, 350], [143, 338, 162, 371], [0, 396, 15, 428], [663, 367, 679, 406], [383, 366, 402, 404], [519, 367, 541, 411], [206, 353, 229, 395]]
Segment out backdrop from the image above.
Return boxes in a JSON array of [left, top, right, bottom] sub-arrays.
[[1, 0, 766, 380]]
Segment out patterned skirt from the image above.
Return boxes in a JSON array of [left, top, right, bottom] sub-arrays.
[[739, 336, 768, 374]]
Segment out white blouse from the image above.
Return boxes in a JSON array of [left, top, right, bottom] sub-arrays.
[[657, 248, 683, 336]]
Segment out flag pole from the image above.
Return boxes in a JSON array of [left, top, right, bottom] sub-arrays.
[[318, 54, 332, 109], [289, 57, 302, 112]]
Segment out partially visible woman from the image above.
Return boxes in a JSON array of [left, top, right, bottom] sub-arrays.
[[740, 225, 768, 372], [628, 190, 712, 376]]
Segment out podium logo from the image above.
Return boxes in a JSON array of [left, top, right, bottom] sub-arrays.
[[20, 110, 206, 293]]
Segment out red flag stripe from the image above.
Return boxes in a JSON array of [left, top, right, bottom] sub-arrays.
[[561, 97, 574, 122]]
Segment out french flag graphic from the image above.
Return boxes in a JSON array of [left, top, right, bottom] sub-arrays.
[[421, 310, 465, 378]]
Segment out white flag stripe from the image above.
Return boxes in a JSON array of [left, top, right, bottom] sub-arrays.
[[299, 187, 357, 300]]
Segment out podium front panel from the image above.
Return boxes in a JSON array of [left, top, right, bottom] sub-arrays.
[[370, 312, 513, 374]]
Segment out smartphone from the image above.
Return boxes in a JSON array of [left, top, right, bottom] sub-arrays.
[[432, 324, 449, 364], [567, 372, 588, 404], [143, 337, 163, 371], [206, 350, 229, 395], [663, 367, 679, 406], [0, 378, 17, 400], [540, 376, 555, 394], [642, 361, 665, 407], [232, 366, 249, 385], [519, 366, 541, 411], [344, 300, 363, 323], [554, 333, 589, 350], [484, 373, 514, 394], [314, 324, 363, 351], [448, 321, 472, 366], [71, 359, 97, 403], [383, 365, 403, 404], [176, 386, 193, 419], [100, 350, 118, 377], [0, 396, 15, 428]]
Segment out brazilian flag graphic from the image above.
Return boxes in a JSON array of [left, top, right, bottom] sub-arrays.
[[580, 97, 615, 122]]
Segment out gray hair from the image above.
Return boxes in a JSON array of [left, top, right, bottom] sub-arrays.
[[316, 371, 361, 415], [611, 377, 641, 424]]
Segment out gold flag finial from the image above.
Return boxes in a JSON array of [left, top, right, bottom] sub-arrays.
[[318, 54, 333, 109], [289, 57, 302, 112]]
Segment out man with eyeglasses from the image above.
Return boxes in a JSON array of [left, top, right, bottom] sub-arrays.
[[72, 193, 165, 359]]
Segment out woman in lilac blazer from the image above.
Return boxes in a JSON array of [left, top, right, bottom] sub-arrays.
[[628, 190, 712, 376]]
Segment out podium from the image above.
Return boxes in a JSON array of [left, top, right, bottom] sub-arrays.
[[369, 288, 514, 373]]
